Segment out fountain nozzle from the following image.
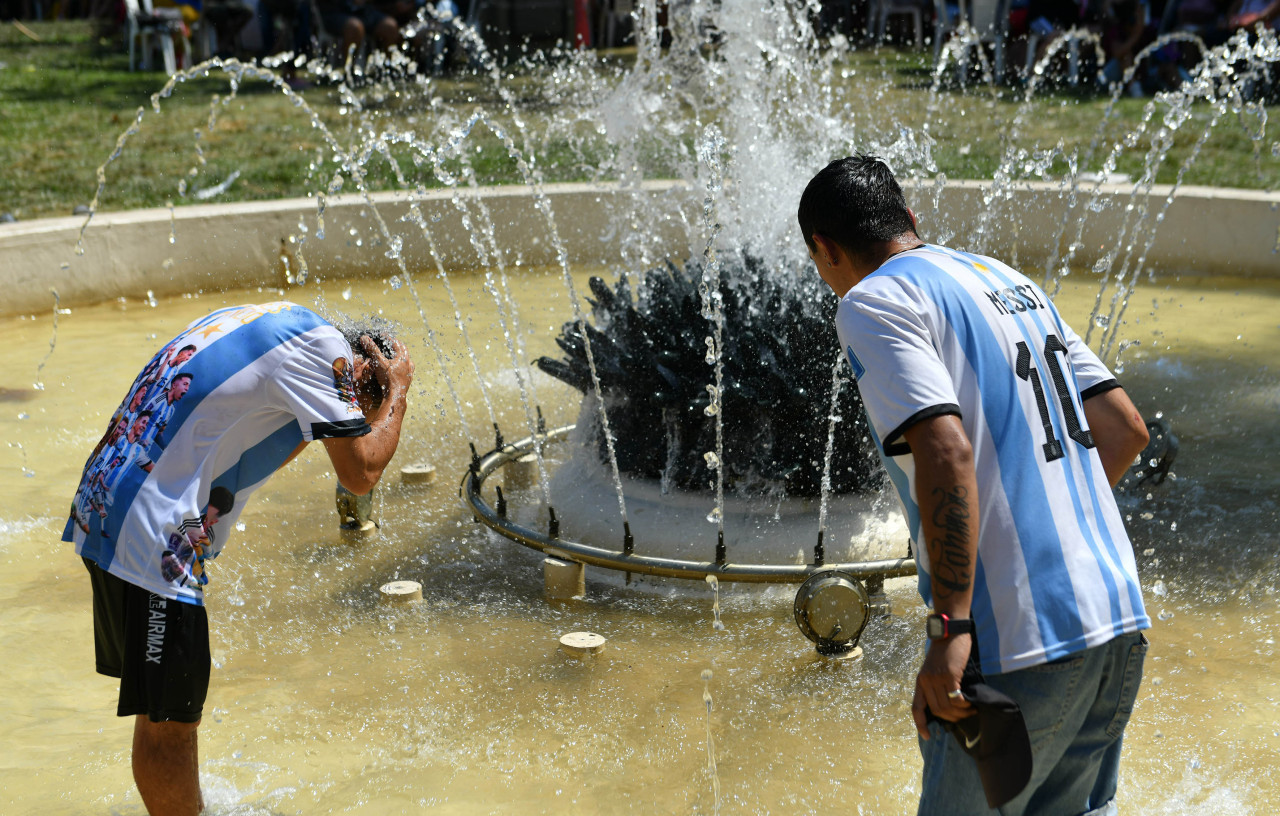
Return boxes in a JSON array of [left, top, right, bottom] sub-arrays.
[[336, 483, 377, 539]]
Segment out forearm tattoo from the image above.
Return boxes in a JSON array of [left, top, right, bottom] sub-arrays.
[[928, 485, 973, 599]]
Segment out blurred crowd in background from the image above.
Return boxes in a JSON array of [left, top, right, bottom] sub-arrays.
[[1, 0, 1275, 95]]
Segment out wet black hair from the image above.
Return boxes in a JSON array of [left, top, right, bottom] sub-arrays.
[[327, 311, 400, 360], [208, 486, 235, 515], [797, 154, 918, 263]]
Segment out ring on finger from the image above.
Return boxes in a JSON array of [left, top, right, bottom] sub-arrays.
[[946, 689, 964, 700]]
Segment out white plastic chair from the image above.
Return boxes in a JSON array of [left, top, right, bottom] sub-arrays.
[[933, 0, 1009, 79], [123, 0, 189, 73]]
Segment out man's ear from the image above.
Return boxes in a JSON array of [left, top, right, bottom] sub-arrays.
[[811, 233, 840, 268]]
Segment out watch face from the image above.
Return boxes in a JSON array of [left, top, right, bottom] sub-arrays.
[[926, 615, 944, 638]]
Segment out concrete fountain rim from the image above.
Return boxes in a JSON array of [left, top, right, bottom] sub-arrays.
[[1, 179, 1277, 319]]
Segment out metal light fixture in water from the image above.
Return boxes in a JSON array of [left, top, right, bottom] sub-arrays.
[[794, 570, 871, 658]]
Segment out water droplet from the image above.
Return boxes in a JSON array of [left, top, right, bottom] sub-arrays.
[[342, 287, 352, 301], [389, 275, 403, 290], [1151, 580, 1167, 597], [385, 236, 403, 260], [1158, 609, 1175, 621]]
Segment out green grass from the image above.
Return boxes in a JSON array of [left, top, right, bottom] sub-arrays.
[[1, 19, 1275, 221]]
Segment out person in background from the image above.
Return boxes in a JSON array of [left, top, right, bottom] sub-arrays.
[[316, 0, 402, 60], [257, 0, 313, 88], [1101, 0, 1155, 95]]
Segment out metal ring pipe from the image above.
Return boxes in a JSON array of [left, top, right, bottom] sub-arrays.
[[459, 426, 918, 584]]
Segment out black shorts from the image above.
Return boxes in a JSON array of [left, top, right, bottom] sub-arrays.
[[84, 557, 210, 723]]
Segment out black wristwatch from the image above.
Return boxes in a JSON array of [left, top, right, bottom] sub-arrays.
[[926, 612, 975, 640]]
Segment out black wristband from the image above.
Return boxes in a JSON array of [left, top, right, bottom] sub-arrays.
[[926, 612, 975, 640]]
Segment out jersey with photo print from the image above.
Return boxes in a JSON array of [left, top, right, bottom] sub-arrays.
[[64, 302, 371, 606]]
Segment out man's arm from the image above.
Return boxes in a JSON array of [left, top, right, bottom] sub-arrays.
[[1083, 386, 1148, 488], [903, 413, 978, 738], [323, 337, 415, 495]]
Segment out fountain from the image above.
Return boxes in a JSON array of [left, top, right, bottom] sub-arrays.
[[0, 1, 1279, 813]]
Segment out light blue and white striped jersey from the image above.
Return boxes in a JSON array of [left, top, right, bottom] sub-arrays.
[[65, 302, 370, 606], [836, 245, 1149, 674]]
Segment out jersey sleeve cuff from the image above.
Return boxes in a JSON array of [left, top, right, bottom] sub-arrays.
[[311, 418, 372, 440], [883, 403, 962, 456], [1080, 379, 1121, 401]]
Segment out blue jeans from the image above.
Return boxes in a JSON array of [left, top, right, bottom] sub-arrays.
[[918, 632, 1148, 816]]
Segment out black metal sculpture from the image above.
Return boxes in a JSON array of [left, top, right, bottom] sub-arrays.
[[535, 255, 885, 498]]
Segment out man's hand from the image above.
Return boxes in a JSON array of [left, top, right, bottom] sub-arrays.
[[324, 336, 414, 495], [912, 634, 975, 739], [359, 335, 414, 401]]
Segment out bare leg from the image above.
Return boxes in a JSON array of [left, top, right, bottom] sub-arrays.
[[341, 17, 365, 63], [372, 16, 402, 51], [132, 716, 204, 815]]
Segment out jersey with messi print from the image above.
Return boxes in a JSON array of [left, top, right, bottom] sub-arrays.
[[64, 302, 370, 606], [835, 245, 1149, 674]]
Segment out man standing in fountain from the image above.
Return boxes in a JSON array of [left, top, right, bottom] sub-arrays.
[[798, 156, 1152, 815], [64, 302, 414, 816]]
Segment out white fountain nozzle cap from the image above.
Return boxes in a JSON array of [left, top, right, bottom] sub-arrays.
[[401, 463, 437, 485], [380, 580, 423, 605], [559, 631, 606, 658]]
